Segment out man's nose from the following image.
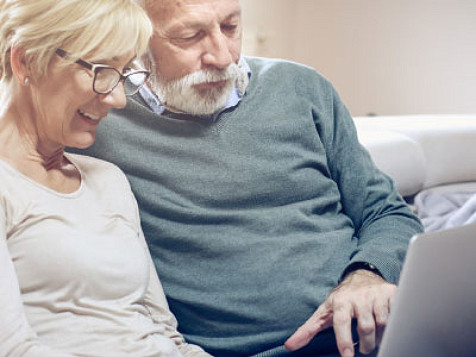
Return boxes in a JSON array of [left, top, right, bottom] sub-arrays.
[[201, 29, 234, 70]]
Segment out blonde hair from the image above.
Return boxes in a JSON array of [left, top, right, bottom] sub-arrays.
[[0, 0, 152, 84]]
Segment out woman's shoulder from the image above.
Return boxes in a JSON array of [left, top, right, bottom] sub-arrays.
[[65, 153, 131, 190], [66, 152, 121, 172]]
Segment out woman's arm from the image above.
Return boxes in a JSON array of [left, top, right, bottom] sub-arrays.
[[142, 244, 213, 357], [128, 191, 212, 357], [0, 208, 74, 357]]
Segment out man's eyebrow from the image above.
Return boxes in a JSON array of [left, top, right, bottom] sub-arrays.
[[171, 9, 241, 28], [161, 19, 201, 35], [223, 9, 241, 21], [159, 8, 242, 38]]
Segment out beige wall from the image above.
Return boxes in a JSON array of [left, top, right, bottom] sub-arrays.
[[241, 0, 476, 116], [241, 0, 297, 59]]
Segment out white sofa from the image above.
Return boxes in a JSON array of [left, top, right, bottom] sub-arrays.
[[354, 114, 476, 231], [354, 114, 476, 198]]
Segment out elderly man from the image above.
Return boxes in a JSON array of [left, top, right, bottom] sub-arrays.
[[77, 0, 423, 356]]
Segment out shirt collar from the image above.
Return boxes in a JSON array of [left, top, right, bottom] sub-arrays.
[[139, 56, 251, 121]]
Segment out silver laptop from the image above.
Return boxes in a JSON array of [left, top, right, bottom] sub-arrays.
[[378, 223, 476, 357]]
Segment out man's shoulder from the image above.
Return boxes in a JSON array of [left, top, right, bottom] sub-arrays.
[[245, 56, 324, 78], [244, 56, 334, 97], [244, 56, 332, 89]]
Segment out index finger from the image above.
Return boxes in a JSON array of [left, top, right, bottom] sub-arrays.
[[284, 303, 333, 351], [333, 303, 356, 357]]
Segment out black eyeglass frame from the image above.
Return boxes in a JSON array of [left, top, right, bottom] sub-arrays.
[[55, 48, 150, 96]]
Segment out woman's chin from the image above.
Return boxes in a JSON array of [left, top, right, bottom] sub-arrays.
[[67, 134, 96, 150]]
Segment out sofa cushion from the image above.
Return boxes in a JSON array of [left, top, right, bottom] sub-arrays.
[[356, 127, 425, 197], [354, 115, 476, 196]]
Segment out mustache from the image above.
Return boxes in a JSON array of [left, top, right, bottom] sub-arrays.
[[170, 63, 240, 89]]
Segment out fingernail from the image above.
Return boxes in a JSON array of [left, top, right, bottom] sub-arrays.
[[343, 347, 353, 357]]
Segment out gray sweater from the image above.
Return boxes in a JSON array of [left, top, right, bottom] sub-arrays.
[[79, 57, 423, 356]]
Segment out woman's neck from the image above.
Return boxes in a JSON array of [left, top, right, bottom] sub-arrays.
[[1, 119, 64, 170], [1, 89, 67, 167], [0, 83, 81, 194], [28, 143, 65, 170]]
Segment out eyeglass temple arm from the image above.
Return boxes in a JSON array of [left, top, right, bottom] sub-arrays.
[[55, 48, 93, 71]]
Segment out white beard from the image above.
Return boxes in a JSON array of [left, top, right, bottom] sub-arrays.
[[149, 62, 248, 116]]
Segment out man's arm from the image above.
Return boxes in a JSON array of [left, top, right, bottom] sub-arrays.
[[286, 80, 423, 356]]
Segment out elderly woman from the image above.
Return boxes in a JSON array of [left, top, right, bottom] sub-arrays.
[[0, 1, 210, 356]]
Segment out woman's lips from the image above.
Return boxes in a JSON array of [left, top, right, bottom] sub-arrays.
[[77, 109, 101, 125]]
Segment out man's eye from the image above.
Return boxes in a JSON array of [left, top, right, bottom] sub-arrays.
[[177, 31, 204, 42], [222, 24, 238, 33]]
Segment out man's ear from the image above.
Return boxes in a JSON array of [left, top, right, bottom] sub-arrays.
[[10, 44, 30, 85]]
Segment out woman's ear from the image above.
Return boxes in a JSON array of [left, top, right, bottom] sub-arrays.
[[10, 44, 30, 85]]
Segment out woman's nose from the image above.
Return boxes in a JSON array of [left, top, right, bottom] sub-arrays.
[[100, 83, 127, 109]]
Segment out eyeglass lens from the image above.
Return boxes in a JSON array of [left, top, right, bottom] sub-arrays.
[[123, 72, 148, 95], [94, 68, 148, 95]]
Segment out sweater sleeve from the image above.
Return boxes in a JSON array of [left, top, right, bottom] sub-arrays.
[[314, 82, 423, 284], [0, 206, 74, 357]]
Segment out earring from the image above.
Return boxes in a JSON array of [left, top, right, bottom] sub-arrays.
[[24, 77, 30, 85]]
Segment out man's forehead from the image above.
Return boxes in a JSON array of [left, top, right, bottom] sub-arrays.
[[145, 0, 240, 17]]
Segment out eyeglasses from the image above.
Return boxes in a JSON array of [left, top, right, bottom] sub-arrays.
[[55, 48, 150, 96]]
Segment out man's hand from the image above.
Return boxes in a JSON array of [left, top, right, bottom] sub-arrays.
[[284, 270, 397, 357]]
